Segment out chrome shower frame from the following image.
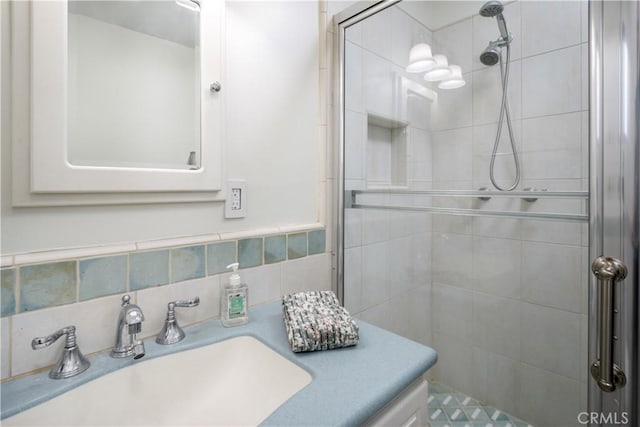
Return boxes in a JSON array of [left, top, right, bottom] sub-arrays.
[[588, 0, 639, 424]]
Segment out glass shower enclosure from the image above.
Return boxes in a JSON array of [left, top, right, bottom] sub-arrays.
[[335, 1, 639, 426]]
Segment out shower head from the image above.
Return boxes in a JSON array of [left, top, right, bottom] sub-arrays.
[[479, 0, 504, 17], [480, 43, 501, 66], [479, 1, 510, 42]]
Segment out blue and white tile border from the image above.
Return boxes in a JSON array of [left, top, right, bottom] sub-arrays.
[[0, 224, 327, 317]]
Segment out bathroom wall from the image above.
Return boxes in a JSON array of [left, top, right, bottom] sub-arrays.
[[0, 1, 332, 381], [340, 1, 589, 426]]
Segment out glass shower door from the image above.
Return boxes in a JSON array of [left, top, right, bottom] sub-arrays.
[[334, 0, 638, 425]]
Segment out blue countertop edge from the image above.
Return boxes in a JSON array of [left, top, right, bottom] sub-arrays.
[[1, 302, 437, 426]]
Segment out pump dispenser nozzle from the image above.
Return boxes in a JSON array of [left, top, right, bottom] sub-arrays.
[[226, 263, 241, 286]]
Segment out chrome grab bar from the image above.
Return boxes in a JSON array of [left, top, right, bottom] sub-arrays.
[[590, 256, 628, 392]]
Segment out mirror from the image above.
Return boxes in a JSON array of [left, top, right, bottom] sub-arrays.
[[67, 0, 201, 170]]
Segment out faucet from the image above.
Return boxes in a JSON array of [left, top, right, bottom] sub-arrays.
[[155, 297, 200, 345], [32, 325, 90, 379], [111, 295, 145, 359]]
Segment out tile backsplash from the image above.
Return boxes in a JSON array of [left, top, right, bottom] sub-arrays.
[[0, 226, 329, 381]]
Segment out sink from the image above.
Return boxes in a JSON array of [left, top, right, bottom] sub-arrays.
[[4, 336, 312, 426]]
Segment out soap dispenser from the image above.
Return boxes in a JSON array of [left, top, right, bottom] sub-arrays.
[[221, 263, 249, 327]]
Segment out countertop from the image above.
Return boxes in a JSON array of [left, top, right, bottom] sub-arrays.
[[1, 301, 437, 426]]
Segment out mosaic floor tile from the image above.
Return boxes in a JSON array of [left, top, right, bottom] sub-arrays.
[[428, 382, 534, 427]]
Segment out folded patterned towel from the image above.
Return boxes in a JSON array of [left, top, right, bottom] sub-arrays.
[[282, 290, 359, 353]]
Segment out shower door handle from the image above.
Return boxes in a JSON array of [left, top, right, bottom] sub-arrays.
[[590, 256, 628, 392]]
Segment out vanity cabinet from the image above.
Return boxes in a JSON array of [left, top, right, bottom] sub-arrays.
[[364, 377, 430, 427]]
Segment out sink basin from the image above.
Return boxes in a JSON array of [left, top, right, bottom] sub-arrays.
[[4, 336, 312, 426]]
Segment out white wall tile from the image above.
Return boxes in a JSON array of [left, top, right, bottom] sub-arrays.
[[521, 302, 581, 380], [345, 111, 366, 180], [433, 233, 473, 289], [361, 242, 390, 309], [344, 208, 363, 249], [472, 120, 523, 156], [472, 1, 522, 71], [408, 127, 432, 182], [281, 254, 331, 295], [361, 209, 391, 245], [433, 17, 473, 73], [432, 284, 473, 343], [408, 284, 432, 346], [472, 348, 521, 416], [522, 112, 582, 153], [345, 41, 363, 113], [356, 300, 392, 331], [360, 6, 393, 60], [521, 0, 581, 58], [432, 127, 473, 182], [472, 152, 519, 188], [410, 232, 432, 288], [388, 210, 409, 240], [522, 242, 582, 312], [389, 290, 412, 337], [522, 149, 582, 181], [522, 45, 581, 118], [472, 60, 522, 126], [362, 50, 395, 119], [472, 217, 521, 240], [1, 317, 10, 379], [521, 219, 582, 246], [226, 264, 280, 308], [406, 94, 432, 131], [430, 75, 473, 131], [518, 363, 582, 427], [431, 333, 474, 397], [473, 292, 521, 360], [343, 247, 363, 314], [388, 237, 413, 294], [472, 237, 521, 299], [390, 7, 413, 70]]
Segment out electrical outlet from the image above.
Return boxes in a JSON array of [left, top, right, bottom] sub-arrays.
[[225, 180, 246, 218], [231, 188, 242, 210]]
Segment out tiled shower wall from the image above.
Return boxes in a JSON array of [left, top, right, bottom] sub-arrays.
[[341, 2, 589, 426]]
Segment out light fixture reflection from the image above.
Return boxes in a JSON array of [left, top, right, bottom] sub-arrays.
[[424, 55, 452, 81], [406, 43, 436, 73], [175, 0, 200, 12], [438, 65, 466, 89]]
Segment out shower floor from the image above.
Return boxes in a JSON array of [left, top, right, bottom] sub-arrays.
[[428, 382, 534, 427]]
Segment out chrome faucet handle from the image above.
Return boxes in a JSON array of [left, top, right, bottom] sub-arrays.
[[32, 325, 90, 379], [155, 297, 200, 345]]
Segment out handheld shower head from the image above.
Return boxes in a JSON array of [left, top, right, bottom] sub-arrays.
[[480, 43, 501, 66], [479, 0, 503, 17], [479, 1, 510, 41]]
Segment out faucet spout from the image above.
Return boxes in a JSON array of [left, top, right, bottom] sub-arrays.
[[111, 295, 146, 359]]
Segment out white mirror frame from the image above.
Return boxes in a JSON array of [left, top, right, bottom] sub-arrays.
[[12, 0, 223, 204]]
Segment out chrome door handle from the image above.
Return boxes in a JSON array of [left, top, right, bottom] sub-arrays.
[[591, 256, 628, 392]]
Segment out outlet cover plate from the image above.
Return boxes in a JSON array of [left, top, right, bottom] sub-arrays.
[[225, 180, 246, 218]]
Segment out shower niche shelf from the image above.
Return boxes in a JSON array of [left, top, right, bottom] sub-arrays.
[[365, 113, 408, 189]]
